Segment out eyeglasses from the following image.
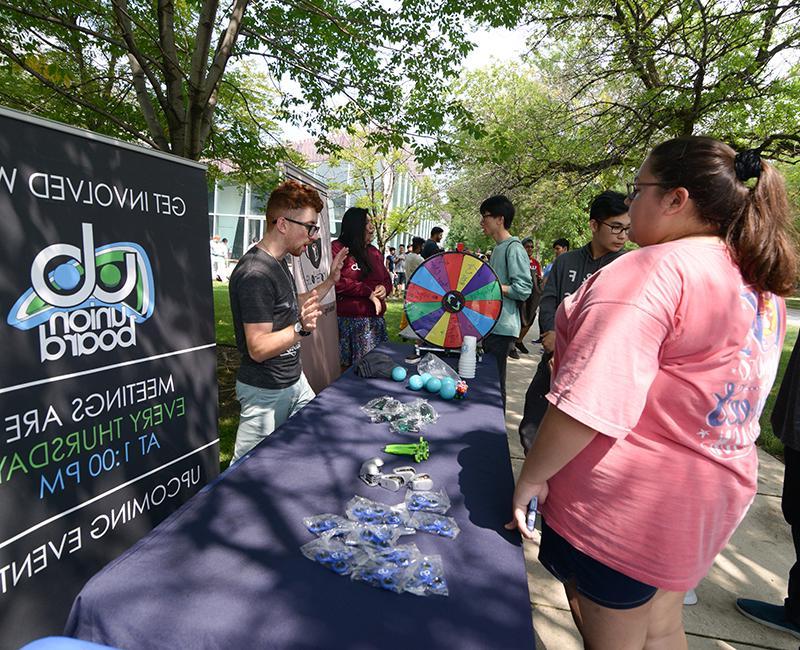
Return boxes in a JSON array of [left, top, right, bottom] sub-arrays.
[[599, 221, 631, 235], [480, 213, 500, 220], [626, 181, 669, 200], [274, 216, 320, 237]]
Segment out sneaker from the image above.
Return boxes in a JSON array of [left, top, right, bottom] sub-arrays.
[[736, 598, 800, 639], [683, 589, 698, 606], [508, 348, 520, 360], [515, 342, 530, 354]]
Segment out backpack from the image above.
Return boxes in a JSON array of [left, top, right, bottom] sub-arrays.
[[505, 242, 543, 328]]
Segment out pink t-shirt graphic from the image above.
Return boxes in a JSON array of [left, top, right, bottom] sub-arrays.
[[542, 238, 785, 591]]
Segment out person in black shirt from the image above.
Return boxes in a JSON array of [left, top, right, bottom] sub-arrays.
[[228, 180, 347, 462], [737, 336, 800, 639], [518, 191, 629, 453], [421, 226, 444, 259]]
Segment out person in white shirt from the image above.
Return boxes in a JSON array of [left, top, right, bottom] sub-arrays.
[[404, 237, 424, 279]]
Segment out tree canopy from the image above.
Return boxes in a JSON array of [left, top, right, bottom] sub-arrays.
[[0, 0, 529, 177], [528, 0, 800, 174], [325, 135, 444, 253], [443, 0, 800, 258]]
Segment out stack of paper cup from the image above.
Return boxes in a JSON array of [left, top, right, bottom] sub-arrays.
[[459, 336, 477, 379]]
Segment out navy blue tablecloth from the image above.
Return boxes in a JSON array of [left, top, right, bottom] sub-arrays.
[[65, 345, 535, 649]]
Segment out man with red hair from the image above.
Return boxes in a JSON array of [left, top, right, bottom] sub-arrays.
[[228, 180, 348, 462]]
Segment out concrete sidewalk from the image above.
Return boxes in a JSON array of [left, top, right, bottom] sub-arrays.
[[503, 336, 797, 649]]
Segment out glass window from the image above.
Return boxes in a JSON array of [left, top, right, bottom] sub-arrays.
[[246, 218, 263, 253], [249, 184, 268, 216], [216, 182, 246, 215], [217, 215, 244, 258], [331, 194, 347, 223]]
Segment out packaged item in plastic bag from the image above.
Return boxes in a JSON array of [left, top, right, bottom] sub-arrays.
[[405, 488, 450, 514], [404, 554, 449, 597], [350, 558, 410, 593], [344, 522, 412, 548], [302, 513, 353, 536], [408, 511, 460, 539], [409, 398, 439, 424], [387, 399, 438, 433], [301, 537, 368, 575], [388, 416, 421, 434], [418, 353, 460, 382], [366, 543, 422, 568], [345, 495, 411, 528], [361, 395, 404, 422]]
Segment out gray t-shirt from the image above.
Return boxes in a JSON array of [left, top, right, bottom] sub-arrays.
[[229, 248, 301, 389]]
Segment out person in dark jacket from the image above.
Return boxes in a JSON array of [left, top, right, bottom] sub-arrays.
[[736, 336, 800, 640], [332, 207, 393, 367], [518, 190, 629, 453], [421, 226, 444, 259]]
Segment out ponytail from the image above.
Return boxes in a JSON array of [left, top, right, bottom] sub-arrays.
[[649, 137, 797, 296], [727, 161, 797, 296]]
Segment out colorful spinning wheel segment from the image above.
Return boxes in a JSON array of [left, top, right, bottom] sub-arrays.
[[404, 252, 503, 349]]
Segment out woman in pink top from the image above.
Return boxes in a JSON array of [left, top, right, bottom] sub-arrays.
[[332, 207, 392, 367], [508, 137, 798, 648]]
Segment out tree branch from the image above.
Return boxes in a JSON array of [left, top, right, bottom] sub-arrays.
[[0, 41, 158, 147]]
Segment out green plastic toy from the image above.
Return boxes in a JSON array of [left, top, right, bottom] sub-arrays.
[[384, 437, 429, 463]]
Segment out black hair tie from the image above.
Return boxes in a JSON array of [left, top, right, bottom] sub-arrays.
[[734, 149, 762, 182]]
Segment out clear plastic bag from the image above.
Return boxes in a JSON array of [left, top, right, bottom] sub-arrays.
[[409, 398, 438, 424], [361, 396, 404, 422], [302, 513, 352, 537], [345, 495, 411, 528], [350, 557, 410, 593], [404, 554, 449, 597], [418, 353, 461, 382], [300, 537, 368, 575], [387, 399, 438, 433], [344, 522, 412, 548], [365, 543, 422, 568], [405, 488, 450, 514], [408, 511, 460, 539]]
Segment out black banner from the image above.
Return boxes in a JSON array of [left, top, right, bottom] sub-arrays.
[[0, 108, 219, 647]]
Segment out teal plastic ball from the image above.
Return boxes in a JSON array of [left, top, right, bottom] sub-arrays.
[[419, 373, 432, 385], [408, 374, 424, 390], [441, 377, 456, 391], [425, 377, 442, 393], [391, 366, 407, 382], [439, 383, 457, 400]]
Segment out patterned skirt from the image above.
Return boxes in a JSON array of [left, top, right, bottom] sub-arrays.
[[338, 316, 388, 367]]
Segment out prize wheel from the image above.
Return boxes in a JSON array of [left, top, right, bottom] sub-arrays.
[[404, 251, 503, 349]]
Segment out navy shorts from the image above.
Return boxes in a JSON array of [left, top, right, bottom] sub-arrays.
[[538, 518, 658, 610]]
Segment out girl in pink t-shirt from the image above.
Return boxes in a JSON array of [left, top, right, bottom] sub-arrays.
[[507, 136, 798, 648]]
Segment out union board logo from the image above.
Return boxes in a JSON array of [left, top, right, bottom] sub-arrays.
[[7, 222, 155, 362]]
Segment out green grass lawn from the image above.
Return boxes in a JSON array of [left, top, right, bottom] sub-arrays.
[[212, 282, 235, 346], [384, 296, 405, 343], [214, 283, 407, 345], [213, 283, 794, 463]]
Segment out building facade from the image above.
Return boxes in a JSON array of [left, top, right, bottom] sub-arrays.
[[207, 140, 446, 261]]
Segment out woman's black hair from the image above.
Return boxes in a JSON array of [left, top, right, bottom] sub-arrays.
[[338, 207, 372, 274]]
